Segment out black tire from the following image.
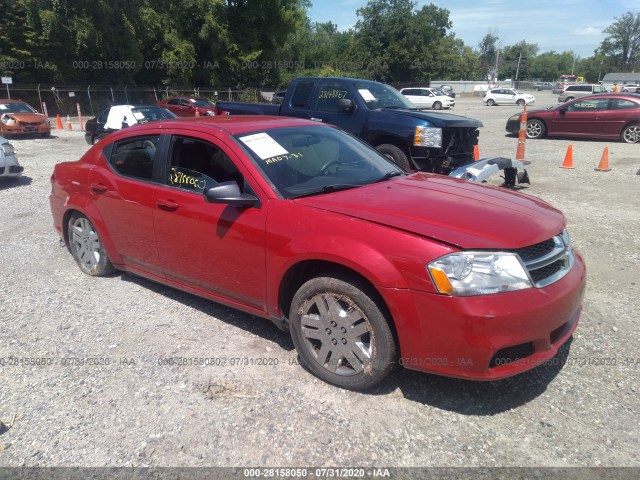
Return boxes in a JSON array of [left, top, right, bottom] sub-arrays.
[[526, 119, 546, 139], [375, 144, 411, 170], [621, 123, 640, 143], [41, 132, 51, 138], [432, 101, 442, 110], [92, 135, 102, 145], [67, 213, 115, 276], [289, 274, 397, 390], [516, 99, 525, 106], [486, 99, 496, 106], [565, 96, 574, 102]]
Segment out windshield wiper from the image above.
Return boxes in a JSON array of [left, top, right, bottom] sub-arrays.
[[290, 183, 362, 199], [374, 171, 405, 182]]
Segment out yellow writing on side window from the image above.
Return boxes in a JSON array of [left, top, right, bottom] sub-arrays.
[[319, 90, 347, 100], [169, 168, 206, 190]]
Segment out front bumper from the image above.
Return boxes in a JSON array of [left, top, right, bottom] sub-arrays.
[[382, 250, 586, 380], [1, 123, 50, 136], [505, 118, 520, 134], [0, 160, 24, 178]]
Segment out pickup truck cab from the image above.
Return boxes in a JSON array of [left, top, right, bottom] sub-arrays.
[[216, 77, 481, 174]]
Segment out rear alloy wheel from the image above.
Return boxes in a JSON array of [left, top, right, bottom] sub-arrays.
[[67, 213, 115, 276], [516, 99, 525, 106], [486, 99, 496, 106], [621, 123, 640, 143], [375, 144, 411, 170], [432, 101, 442, 110], [289, 275, 396, 390], [526, 119, 546, 139]]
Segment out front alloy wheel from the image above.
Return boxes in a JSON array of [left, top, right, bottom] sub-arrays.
[[68, 213, 115, 276], [290, 275, 396, 390], [526, 119, 546, 139]]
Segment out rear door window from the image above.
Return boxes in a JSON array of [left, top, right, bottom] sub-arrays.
[[109, 135, 162, 181]]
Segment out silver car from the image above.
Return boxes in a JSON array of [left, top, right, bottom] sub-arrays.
[[558, 84, 607, 102], [0, 136, 23, 179]]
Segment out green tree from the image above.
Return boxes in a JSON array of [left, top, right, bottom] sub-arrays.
[[598, 12, 640, 70]]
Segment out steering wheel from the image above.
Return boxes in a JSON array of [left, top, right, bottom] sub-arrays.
[[142, 139, 156, 154], [319, 160, 340, 175]]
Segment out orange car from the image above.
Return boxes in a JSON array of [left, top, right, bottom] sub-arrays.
[[0, 99, 51, 137]]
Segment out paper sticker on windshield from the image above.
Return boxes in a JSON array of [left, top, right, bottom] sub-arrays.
[[0, 105, 7, 110], [132, 111, 145, 120], [239, 133, 289, 160], [358, 89, 376, 102]]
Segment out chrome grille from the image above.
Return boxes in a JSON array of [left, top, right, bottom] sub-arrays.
[[511, 232, 574, 288]]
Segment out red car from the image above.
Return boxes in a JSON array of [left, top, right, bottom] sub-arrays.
[[49, 116, 586, 390], [506, 93, 640, 143], [0, 99, 51, 137], [156, 96, 217, 117]]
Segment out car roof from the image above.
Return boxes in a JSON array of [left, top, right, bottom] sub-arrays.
[[108, 116, 326, 137], [0, 99, 31, 104]]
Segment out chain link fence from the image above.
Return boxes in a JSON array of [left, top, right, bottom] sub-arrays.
[[3, 85, 276, 118]]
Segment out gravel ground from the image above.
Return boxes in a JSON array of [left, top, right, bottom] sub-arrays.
[[0, 93, 639, 472]]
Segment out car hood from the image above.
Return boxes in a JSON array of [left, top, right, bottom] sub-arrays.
[[1, 112, 46, 122], [295, 173, 564, 249], [385, 109, 482, 128]]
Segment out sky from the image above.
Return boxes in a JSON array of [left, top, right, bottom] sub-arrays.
[[307, 0, 640, 59]]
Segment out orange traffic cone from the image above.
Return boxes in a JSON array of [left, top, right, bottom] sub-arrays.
[[595, 147, 611, 172], [473, 144, 480, 161], [66, 115, 72, 130], [55, 114, 63, 130], [560, 144, 575, 169], [515, 106, 527, 161]]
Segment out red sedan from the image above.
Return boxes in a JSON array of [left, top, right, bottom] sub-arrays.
[[49, 116, 586, 390], [506, 93, 640, 143], [156, 96, 217, 117]]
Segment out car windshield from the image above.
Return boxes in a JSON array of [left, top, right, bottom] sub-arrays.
[[353, 81, 416, 110], [235, 126, 404, 199], [0, 102, 37, 114], [192, 99, 215, 107], [131, 106, 177, 122]]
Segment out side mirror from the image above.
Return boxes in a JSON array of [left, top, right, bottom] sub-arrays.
[[336, 98, 355, 113], [205, 181, 258, 207]]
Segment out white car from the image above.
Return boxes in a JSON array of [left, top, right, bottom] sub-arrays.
[[0, 136, 23, 179], [399, 87, 455, 110], [483, 88, 535, 106]]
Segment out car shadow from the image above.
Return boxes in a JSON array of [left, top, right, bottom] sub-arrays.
[[371, 339, 571, 414], [118, 271, 570, 412], [0, 175, 33, 190], [118, 272, 295, 352]]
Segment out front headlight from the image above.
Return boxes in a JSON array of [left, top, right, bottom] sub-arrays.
[[427, 252, 532, 296], [414, 126, 442, 148], [508, 114, 521, 122], [1, 115, 17, 125], [43, 118, 50, 124]]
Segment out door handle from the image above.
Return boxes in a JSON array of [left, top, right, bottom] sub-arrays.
[[90, 182, 108, 193], [309, 117, 323, 122], [156, 199, 179, 211]]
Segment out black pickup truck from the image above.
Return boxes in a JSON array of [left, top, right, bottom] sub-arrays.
[[217, 77, 528, 185]]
